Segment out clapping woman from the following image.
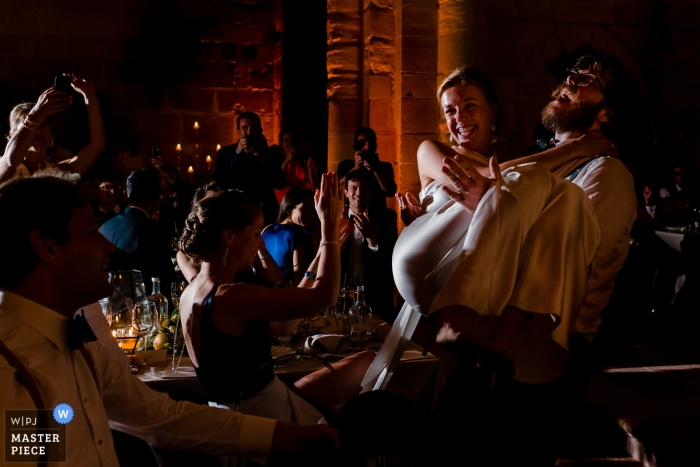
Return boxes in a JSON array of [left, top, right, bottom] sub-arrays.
[[178, 173, 373, 424], [0, 74, 106, 183]]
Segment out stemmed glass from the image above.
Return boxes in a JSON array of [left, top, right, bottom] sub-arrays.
[[133, 302, 157, 366], [170, 281, 187, 371]]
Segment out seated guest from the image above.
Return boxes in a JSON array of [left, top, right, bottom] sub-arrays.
[[274, 130, 319, 203], [92, 167, 124, 224], [337, 127, 397, 211], [99, 168, 174, 295], [0, 73, 106, 183], [263, 188, 316, 284], [113, 135, 152, 179], [342, 170, 398, 321], [179, 174, 375, 422], [0, 176, 340, 465], [215, 111, 286, 224]]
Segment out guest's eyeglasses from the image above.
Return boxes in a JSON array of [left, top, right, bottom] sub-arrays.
[[564, 69, 606, 93], [99, 184, 122, 192]]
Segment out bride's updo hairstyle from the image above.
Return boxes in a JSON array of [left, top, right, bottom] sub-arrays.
[[179, 189, 262, 262], [436, 67, 502, 124]]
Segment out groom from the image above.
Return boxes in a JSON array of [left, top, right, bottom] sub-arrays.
[[439, 50, 638, 465]]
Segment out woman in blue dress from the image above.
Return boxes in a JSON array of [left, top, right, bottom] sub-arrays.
[[262, 187, 316, 284]]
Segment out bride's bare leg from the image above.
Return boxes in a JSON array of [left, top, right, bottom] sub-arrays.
[[293, 350, 376, 411]]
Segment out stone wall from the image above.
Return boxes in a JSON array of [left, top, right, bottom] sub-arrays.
[[0, 0, 281, 180], [329, 0, 700, 198]]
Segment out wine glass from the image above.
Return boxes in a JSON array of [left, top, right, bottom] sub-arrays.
[[170, 281, 187, 370], [133, 302, 157, 366]]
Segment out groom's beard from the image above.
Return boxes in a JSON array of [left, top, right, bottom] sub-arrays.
[[541, 84, 606, 135]]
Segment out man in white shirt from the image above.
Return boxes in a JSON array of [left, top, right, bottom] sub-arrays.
[[0, 176, 339, 466]]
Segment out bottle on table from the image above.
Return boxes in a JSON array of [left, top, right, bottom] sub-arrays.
[[149, 277, 169, 327], [348, 285, 372, 350]]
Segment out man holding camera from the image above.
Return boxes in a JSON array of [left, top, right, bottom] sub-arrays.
[[215, 111, 285, 223], [337, 127, 397, 212]]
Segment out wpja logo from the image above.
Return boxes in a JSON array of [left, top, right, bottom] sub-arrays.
[[4, 404, 70, 463]]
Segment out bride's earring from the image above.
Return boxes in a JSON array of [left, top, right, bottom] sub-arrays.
[[221, 245, 230, 266], [490, 122, 498, 145], [50, 137, 54, 148], [449, 134, 454, 143]]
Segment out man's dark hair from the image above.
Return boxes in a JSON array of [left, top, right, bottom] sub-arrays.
[[0, 177, 86, 288], [94, 167, 123, 187], [572, 51, 654, 167], [237, 111, 261, 130], [345, 169, 373, 189], [354, 127, 377, 145], [126, 168, 161, 205]]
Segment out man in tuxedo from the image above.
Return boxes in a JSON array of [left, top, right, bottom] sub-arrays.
[[99, 168, 174, 295], [342, 170, 398, 321], [215, 111, 285, 224]]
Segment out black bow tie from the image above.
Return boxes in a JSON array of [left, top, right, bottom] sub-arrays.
[[67, 312, 97, 351]]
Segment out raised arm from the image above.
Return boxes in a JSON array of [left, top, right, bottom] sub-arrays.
[[217, 173, 344, 324], [65, 74, 106, 174], [0, 89, 71, 183]]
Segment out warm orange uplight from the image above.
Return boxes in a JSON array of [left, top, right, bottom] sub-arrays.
[[176, 144, 181, 151], [187, 166, 194, 174], [193, 122, 199, 130]]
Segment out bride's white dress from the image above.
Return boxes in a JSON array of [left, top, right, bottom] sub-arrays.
[[363, 156, 601, 388]]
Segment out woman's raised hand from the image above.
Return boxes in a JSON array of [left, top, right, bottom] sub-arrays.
[[28, 88, 72, 121], [441, 155, 500, 214], [314, 172, 344, 230], [67, 73, 97, 103]]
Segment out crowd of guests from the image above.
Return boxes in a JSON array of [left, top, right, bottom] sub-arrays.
[[0, 47, 696, 466]]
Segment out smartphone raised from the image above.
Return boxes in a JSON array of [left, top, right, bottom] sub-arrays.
[[54, 75, 72, 94]]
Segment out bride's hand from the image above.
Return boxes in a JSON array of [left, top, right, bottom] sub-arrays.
[[441, 155, 500, 214], [564, 131, 620, 159], [395, 192, 422, 226]]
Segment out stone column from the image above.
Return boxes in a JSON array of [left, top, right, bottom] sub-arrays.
[[327, 0, 363, 171], [437, 0, 488, 82]]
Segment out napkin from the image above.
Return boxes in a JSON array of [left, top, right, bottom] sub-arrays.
[[302, 334, 349, 354]]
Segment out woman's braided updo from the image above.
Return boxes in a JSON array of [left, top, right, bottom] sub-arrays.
[[178, 189, 262, 263]]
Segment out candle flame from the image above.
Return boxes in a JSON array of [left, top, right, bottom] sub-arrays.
[[188, 166, 194, 173], [193, 122, 199, 130], [176, 144, 181, 151], [206, 155, 212, 163], [216, 144, 221, 151]]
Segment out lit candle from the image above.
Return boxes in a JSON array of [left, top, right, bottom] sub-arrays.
[[176, 144, 181, 152], [206, 155, 212, 171], [193, 122, 199, 130], [188, 165, 194, 183], [194, 122, 200, 149], [216, 144, 221, 152]]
